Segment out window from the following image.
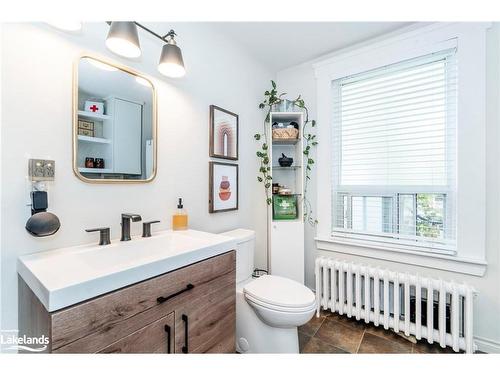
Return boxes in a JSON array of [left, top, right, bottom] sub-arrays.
[[332, 50, 457, 253]]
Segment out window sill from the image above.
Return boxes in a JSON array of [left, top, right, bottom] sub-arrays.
[[315, 236, 487, 276]]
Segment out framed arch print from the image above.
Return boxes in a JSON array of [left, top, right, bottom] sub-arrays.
[[209, 105, 239, 160]]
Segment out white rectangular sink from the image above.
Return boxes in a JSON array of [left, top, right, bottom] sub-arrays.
[[17, 229, 237, 312]]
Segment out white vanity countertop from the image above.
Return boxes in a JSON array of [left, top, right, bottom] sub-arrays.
[[17, 229, 238, 312]]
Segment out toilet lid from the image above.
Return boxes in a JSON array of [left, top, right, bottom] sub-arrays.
[[243, 275, 315, 309]]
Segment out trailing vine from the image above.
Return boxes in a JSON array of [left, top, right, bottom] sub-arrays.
[[255, 80, 318, 225]]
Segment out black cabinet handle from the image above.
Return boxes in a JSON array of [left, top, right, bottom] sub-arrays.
[[164, 324, 171, 353], [157, 284, 194, 304], [182, 314, 188, 353]]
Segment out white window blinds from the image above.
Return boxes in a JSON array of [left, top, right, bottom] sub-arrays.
[[332, 50, 457, 252]]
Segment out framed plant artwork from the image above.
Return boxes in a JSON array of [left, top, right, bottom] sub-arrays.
[[209, 105, 238, 160], [209, 162, 238, 213]]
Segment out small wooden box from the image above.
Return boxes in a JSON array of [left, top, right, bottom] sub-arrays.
[[78, 120, 94, 137]]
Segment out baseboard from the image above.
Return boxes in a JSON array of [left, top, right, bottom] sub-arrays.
[[474, 335, 500, 353]]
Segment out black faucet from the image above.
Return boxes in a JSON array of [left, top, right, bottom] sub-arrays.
[[121, 213, 142, 241]]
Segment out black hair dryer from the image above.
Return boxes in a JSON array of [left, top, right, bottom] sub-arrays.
[[25, 191, 60, 237]]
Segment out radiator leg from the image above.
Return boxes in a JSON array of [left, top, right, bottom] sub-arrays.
[[315, 258, 321, 318], [415, 274, 421, 340], [465, 287, 473, 353]]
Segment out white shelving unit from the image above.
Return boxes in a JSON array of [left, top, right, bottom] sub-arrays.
[[76, 96, 143, 176], [77, 103, 114, 174], [268, 112, 305, 284]]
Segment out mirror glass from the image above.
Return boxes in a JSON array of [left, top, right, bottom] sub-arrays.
[[74, 56, 156, 182]]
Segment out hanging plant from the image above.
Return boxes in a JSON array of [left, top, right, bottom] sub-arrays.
[[255, 80, 318, 225]]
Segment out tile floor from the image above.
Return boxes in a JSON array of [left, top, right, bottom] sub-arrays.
[[299, 309, 466, 354]]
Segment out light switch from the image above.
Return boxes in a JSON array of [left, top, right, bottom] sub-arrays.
[[28, 159, 55, 181]]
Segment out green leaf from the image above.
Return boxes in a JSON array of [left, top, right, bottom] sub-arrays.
[[256, 151, 263, 157], [259, 103, 265, 109], [264, 183, 271, 189], [257, 177, 263, 182], [312, 120, 316, 127], [265, 91, 270, 95], [303, 150, 309, 156], [254, 134, 261, 140], [266, 198, 273, 205], [262, 143, 268, 150], [308, 159, 315, 164], [259, 167, 266, 173], [266, 175, 273, 180], [312, 141, 318, 146], [271, 80, 276, 89], [263, 157, 269, 164]]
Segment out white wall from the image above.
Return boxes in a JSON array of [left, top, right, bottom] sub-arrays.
[[0, 23, 272, 332], [277, 24, 500, 353]]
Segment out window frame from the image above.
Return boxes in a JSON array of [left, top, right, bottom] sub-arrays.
[[313, 23, 489, 276], [331, 50, 457, 253], [334, 191, 453, 254]]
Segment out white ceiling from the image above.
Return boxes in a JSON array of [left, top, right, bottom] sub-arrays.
[[205, 22, 413, 71]]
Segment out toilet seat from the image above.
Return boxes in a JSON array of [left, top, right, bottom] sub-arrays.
[[245, 293, 316, 313], [243, 275, 316, 311]]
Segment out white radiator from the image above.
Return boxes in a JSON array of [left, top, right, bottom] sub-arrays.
[[315, 257, 478, 353]]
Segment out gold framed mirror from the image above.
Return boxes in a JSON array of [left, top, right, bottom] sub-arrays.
[[73, 54, 157, 183]]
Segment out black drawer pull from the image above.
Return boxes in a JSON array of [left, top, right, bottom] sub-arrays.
[[164, 324, 172, 353], [157, 284, 194, 304], [182, 314, 189, 353]]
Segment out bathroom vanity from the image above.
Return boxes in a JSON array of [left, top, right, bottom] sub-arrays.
[[17, 230, 237, 353]]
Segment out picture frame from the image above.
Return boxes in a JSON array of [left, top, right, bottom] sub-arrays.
[[209, 162, 238, 213], [209, 105, 239, 160]]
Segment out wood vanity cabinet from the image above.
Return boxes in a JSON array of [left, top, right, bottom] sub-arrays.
[[18, 251, 236, 354]]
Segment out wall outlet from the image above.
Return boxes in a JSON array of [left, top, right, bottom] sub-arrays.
[[28, 159, 55, 181]]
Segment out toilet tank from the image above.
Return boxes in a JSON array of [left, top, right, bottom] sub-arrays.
[[220, 229, 255, 283]]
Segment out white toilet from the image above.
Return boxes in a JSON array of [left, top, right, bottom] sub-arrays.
[[221, 228, 316, 353]]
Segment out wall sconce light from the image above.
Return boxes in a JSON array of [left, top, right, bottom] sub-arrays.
[[105, 22, 186, 78], [105, 21, 142, 58], [48, 21, 186, 78], [158, 30, 186, 78]]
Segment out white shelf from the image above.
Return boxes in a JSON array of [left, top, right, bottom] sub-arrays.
[[77, 135, 111, 144], [78, 167, 113, 174], [270, 112, 303, 123], [272, 138, 300, 145], [272, 165, 302, 170], [78, 110, 112, 120]]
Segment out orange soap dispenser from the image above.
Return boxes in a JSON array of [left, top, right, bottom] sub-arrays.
[[172, 198, 188, 230]]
